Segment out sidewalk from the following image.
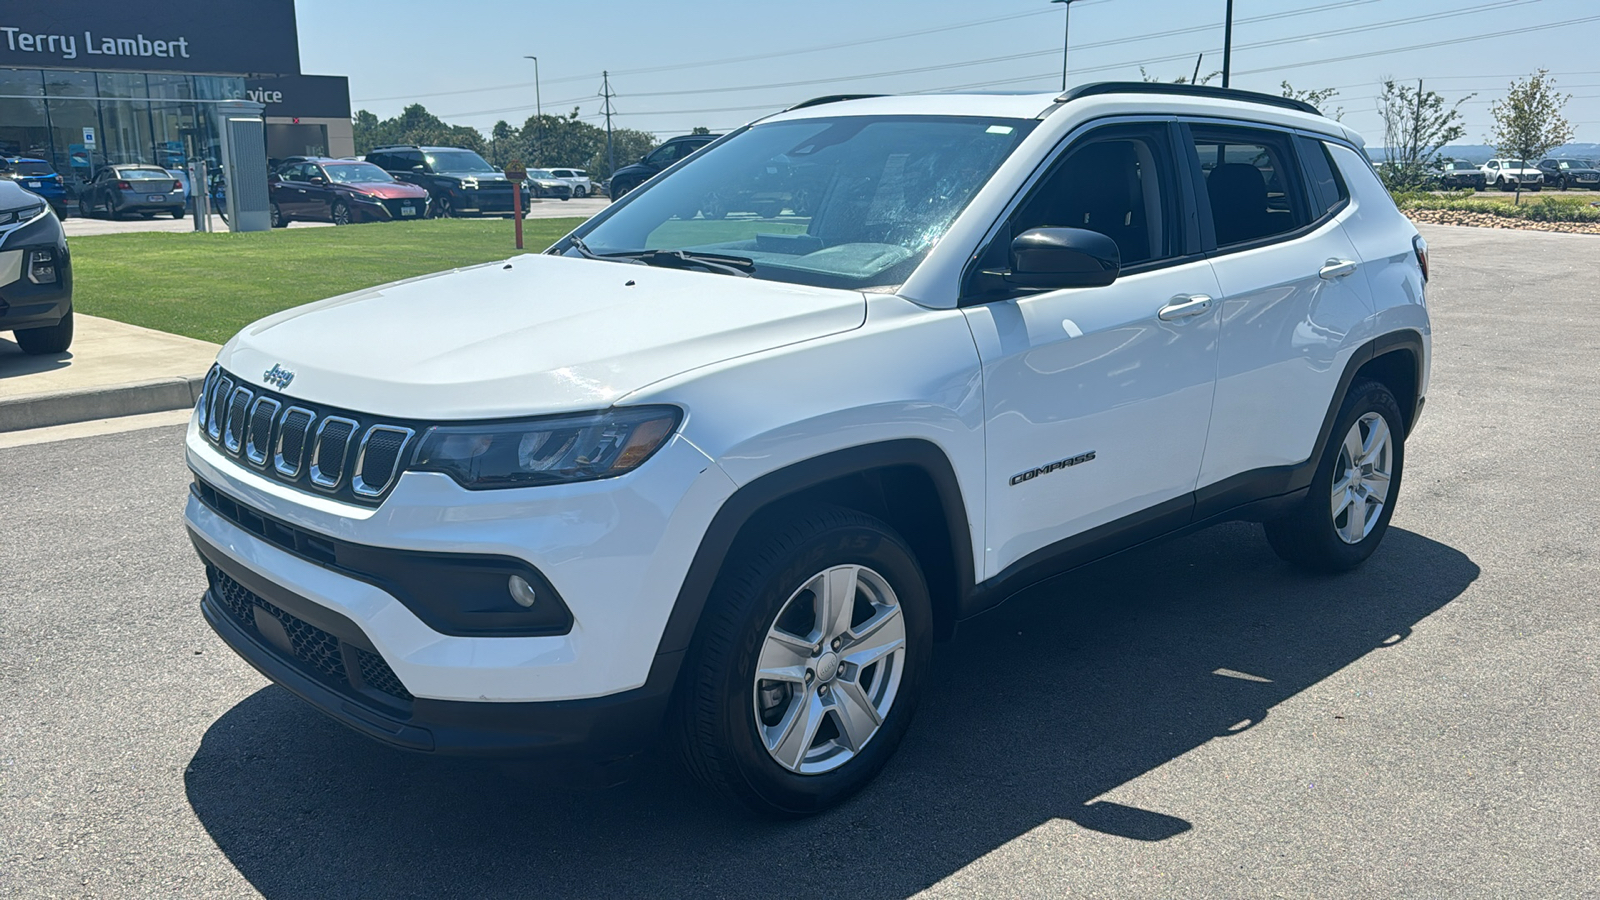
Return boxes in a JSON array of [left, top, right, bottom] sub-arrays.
[[0, 314, 219, 432]]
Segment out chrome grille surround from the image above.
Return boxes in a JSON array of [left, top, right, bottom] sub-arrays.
[[244, 396, 282, 467], [205, 374, 234, 441], [274, 406, 315, 478], [352, 425, 417, 497], [222, 385, 254, 454], [309, 416, 359, 490], [198, 366, 422, 506]]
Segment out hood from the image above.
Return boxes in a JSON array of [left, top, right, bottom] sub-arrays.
[[219, 253, 866, 420], [348, 181, 427, 199]]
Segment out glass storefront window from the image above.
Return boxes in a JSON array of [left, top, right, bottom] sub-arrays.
[[0, 68, 49, 160], [1, 68, 248, 196]]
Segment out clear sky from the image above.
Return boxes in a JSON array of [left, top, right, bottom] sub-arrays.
[[296, 0, 1596, 146]]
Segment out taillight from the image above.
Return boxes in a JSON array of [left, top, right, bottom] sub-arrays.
[[1413, 234, 1429, 282], [116, 180, 132, 190], [173, 180, 183, 192]]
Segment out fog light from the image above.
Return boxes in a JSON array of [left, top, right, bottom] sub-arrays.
[[507, 574, 538, 608], [27, 249, 56, 284]]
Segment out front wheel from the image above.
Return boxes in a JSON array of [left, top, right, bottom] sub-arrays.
[[674, 506, 932, 817], [331, 201, 351, 225], [431, 194, 453, 218], [1265, 378, 1404, 572], [270, 202, 286, 228], [1496, 176, 1509, 191], [14, 307, 74, 355], [574, 185, 587, 198], [77, 198, 91, 218]]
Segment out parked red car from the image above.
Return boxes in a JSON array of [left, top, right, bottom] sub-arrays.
[[269, 159, 430, 227]]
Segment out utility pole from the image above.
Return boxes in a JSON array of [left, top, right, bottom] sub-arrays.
[[1050, 0, 1087, 92], [524, 55, 542, 162], [1222, 0, 1235, 87], [1191, 53, 1204, 84], [600, 71, 616, 178]]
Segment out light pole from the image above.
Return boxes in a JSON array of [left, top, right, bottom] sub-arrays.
[[524, 55, 542, 161], [1221, 0, 1235, 88], [1051, 0, 1088, 92]]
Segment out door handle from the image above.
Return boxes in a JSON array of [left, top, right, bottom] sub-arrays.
[[1158, 294, 1213, 321], [1319, 259, 1358, 280]]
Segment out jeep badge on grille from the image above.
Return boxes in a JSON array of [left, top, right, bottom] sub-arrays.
[[263, 364, 295, 389]]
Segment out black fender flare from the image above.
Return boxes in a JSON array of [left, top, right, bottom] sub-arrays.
[[641, 439, 975, 693]]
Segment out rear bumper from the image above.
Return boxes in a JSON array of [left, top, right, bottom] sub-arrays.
[[196, 536, 678, 758]]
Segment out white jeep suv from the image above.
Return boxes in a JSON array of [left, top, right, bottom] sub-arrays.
[[185, 83, 1430, 816]]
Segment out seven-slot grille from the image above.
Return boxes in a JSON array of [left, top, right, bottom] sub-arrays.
[[196, 366, 417, 505]]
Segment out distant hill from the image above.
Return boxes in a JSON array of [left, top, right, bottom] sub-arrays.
[[1367, 143, 1600, 163]]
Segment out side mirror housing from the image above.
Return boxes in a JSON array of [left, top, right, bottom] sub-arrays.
[[308, 176, 326, 185], [1000, 227, 1121, 289]]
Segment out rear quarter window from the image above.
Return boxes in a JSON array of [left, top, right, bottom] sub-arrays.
[[1295, 135, 1349, 217]]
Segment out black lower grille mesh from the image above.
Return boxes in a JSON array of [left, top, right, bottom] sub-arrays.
[[208, 566, 414, 705]]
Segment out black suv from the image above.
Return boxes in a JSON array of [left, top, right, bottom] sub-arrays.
[[365, 145, 529, 218], [1535, 157, 1600, 191], [606, 134, 720, 199]]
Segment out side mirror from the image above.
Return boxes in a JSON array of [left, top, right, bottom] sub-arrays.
[[411, 164, 426, 172], [308, 176, 326, 185], [996, 227, 1121, 289]]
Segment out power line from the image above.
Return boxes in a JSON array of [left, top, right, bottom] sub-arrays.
[[435, 0, 1524, 122]]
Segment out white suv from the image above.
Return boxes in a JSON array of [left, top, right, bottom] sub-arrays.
[[1481, 158, 1543, 191], [185, 84, 1430, 816]]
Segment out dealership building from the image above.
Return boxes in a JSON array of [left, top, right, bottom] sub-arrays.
[[0, 1, 351, 192]]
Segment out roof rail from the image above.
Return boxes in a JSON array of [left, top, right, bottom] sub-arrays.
[[1057, 82, 1322, 116], [784, 94, 885, 112]]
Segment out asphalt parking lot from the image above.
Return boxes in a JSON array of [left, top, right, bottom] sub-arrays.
[[1, 224, 1596, 898]]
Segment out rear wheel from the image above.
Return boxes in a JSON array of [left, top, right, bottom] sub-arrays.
[[674, 506, 932, 817], [1265, 378, 1404, 572], [14, 307, 74, 355]]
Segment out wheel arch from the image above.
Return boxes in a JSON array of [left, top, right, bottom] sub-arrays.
[[654, 439, 975, 670]]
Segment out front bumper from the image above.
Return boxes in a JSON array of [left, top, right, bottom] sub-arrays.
[[184, 416, 738, 704], [0, 215, 71, 331], [196, 540, 676, 757]]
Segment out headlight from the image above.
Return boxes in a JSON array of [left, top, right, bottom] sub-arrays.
[[410, 406, 681, 489], [0, 203, 45, 226]]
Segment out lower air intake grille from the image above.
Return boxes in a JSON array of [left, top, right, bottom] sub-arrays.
[[207, 565, 414, 705]]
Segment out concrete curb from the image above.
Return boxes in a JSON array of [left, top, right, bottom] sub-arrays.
[[0, 374, 205, 433]]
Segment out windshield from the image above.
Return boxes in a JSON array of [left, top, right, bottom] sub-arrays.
[[324, 162, 394, 184], [425, 150, 496, 174], [573, 115, 1037, 289], [528, 169, 555, 179]]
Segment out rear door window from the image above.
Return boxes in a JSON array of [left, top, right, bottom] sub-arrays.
[[1189, 126, 1311, 248]]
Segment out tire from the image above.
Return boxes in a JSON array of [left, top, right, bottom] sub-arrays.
[[270, 202, 287, 228], [674, 505, 933, 817], [170, 208, 184, 219], [1496, 176, 1509, 191], [1264, 378, 1405, 573], [331, 201, 351, 225], [574, 185, 587, 198], [610, 180, 632, 201], [77, 198, 91, 218], [1558, 178, 1568, 191], [14, 306, 74, 355], [432, 194, 454, 218], [701, 193, 728, 220]]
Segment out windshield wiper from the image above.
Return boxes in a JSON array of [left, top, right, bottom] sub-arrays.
[[629, 249, 754, 277]]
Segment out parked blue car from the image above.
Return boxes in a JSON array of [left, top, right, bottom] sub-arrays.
[[1, 157, 70, 219]]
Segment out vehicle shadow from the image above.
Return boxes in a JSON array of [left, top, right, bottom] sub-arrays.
[[185, 523, 1476, 899], [0, 337, 71, 377]]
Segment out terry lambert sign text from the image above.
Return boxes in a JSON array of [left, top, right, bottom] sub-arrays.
[[2, 27, 192, 61]]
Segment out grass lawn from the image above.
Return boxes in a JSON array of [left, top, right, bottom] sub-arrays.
[[71, 218, 587, 343]]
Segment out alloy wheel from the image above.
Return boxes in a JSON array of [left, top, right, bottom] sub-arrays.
[[1330, 412, 1393, 544], [752, 564, 907, 775], [332, 203, 350, 225]]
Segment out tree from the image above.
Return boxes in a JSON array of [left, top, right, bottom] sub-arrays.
[[1489, 69, 1574, 204], [351, 104, 488, 156], [1139, 64, 1219, 85], [690, 126, 711, 135], [1280, 81, 1343, 121], [1375, 79, 1471, 192]]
